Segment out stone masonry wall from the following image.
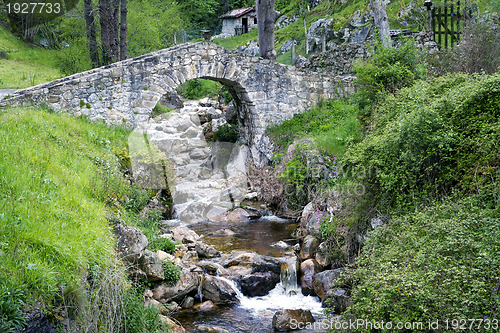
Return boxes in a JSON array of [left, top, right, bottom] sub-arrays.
[[1, 42, 354, 166]]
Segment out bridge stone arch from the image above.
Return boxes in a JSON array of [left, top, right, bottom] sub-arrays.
[[2, 42, 353, 165]]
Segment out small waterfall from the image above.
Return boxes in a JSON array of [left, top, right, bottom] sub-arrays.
[[280, 257, 301, 297]]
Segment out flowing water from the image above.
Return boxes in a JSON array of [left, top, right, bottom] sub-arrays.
[[172, 216, 326, 332]]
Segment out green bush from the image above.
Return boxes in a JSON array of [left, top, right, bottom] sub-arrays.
[[344, 73, 500, 215], [345, 198, 500, 328], [123, 287, 169, 333], [162, 262, 181, 286], [176, 79, 223, 100], [353, 41, 427, 115], [208, 123, 239, 143], [151, 103, 174, 117], [149, 237, 176, 255]]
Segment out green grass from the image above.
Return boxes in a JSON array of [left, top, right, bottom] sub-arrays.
[[0, 26, 63, 88], [212, 28, 258, 50], [0, 106, 131, 302], [267, 99, 361, 156]]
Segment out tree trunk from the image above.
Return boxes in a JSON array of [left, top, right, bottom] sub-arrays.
[[256, 0, 280, 60], [99, 0, 111, 63], [119, 0, 127, 61], [110, 0, 120, 62], [84, 0, 99, 67], [370, 0, 391, 47]]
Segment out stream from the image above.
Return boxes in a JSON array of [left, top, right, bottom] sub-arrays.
[[172, 213, 326, 332], [135, 99, 328, 332]]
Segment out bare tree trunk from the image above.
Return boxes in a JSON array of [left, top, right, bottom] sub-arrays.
[[256, 0, 280, 60], [99, 0, 111, 63], [110, 0, 120, 62], [371, 0, 391, 47], [84, 0, 99, 67], [119, 0, 127, 61]]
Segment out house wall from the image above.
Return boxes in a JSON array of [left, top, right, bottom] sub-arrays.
[[221, 13, 258, 36]]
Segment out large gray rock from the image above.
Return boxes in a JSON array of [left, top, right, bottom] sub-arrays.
[[272, 309, 315, 331], [195, 242, 220, 258], [171, 226, 200, 244], [300, 235, 320, 260], [300, 259, 321, 296], [201, 274, 239, 304], [323, 288, 350, 313], [238, 271, 281, 297], [196, 325, 231, 333], [222, 252, 282, 296], [193, 300, 217, 311], [312, 268, 344, 302], [113, 222, 148, 263], [153, 269, 198, 303], [139, 250, 164, 281], [315, 242, 332, 268]]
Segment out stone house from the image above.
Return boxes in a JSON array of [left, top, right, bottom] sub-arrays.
[[220, 7, 257, 36]]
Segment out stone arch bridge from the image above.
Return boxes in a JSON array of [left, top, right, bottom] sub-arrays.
[[2, 42, 353, 165]]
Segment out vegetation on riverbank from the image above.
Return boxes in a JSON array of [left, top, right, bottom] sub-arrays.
[[266, 22, 499, 327], [0, 107, 172, 332]]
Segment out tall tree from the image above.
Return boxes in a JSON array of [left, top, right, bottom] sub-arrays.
[[120, 0, 127, 60], [370, 0, 391, 47], [256, 0, 280, 60], [99, 0, 126, 63], [84, 0, 99, 67]]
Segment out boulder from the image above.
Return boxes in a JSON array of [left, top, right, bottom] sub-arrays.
[[314, 242, 332, 269], [196, 325, 231, 333], [272, 309, 315, 331], [238, 272, 281, 297], [171, 226, 200, 244], [152, 269, 198, 303], [195, 242, 220, 258], [300, 259, 321, 295], [201, 274, 239, 304], [145, 298, 169, 315], [193, 300, 217, 311], [300, 235, 320, 260], [226, 208, 252, 223], [222, 252, 281, 275], [324, 288, 350, 313], [271, 241, 289, 249], [139, 250, 164, 281], [157, 250, 175, 262], [181, 296, 194, 309], [160, 316, 187, 333], [312, 268, 344, 302], [213, 228, 236, 237], [113, 222, 148, 263], [182, 250, 200, 265]]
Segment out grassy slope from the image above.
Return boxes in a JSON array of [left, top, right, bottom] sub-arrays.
[[0, 107, 130, 301], [0, 26, 63, 88]]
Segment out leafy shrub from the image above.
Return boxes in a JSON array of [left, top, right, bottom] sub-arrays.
[[149, 237, 176, 255], [151, 103, 174, 117], [345, 199, 500, 327], [428, 19, 500, 75], [176, 79, 222, 100], [208, 123, 239, 143], [344, 73, 500, 215], [162, 262, 181, 286], [0, 283, 26, 333], [123, 287, 169, 333], [353, 41, 427, 114]]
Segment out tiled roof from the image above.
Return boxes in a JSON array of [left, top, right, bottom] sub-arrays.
[[220, 7, 255, 19]]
